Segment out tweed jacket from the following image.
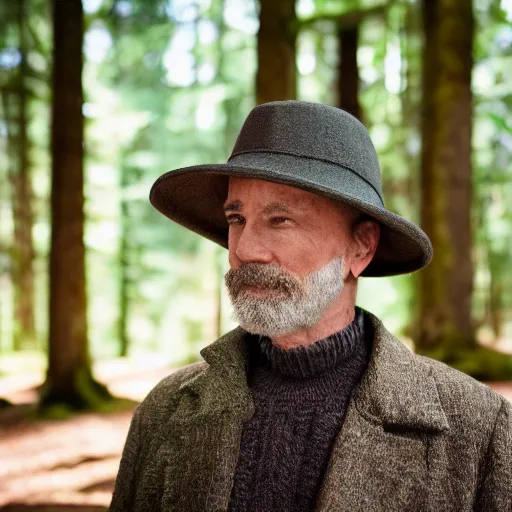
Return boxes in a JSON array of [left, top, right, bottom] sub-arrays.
[[110, 311, 512, 511]]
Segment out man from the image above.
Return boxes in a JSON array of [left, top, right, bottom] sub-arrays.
[[110, 101, 511, 511]]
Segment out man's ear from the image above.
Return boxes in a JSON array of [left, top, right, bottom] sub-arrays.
[[349, 220, 380, 278]]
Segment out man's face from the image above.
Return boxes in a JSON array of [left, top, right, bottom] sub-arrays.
[[223, 177, 362, 337]]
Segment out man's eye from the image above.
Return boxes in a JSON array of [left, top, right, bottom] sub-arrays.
[[226, 215, 243, 224], [226, 216, 290, 225]]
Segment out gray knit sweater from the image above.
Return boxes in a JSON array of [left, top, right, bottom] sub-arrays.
[[228, 307, 369, 512]]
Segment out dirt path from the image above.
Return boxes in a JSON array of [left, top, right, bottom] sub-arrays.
[[0, 359, 175, 510]]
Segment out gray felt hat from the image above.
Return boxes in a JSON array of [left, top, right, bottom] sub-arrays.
[[150, 100, 432, 277]]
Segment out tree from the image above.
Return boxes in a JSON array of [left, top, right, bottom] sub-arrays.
[[41, 0, 111, 408], [118, 153, 132, 358], [418, 0, 474, 353], [117, 151, 145, 357], [256, 0, 297, 104], [1, 0, 37, 351], [417, 0, 512, 378], [304, 4, 387, 121], [337, 17, 361, 120]]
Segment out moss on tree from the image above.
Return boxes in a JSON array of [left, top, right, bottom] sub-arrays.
[[39, 365, 113, 414], [420, 346, 512, 382], [418, 0, 475, 357], [0, 397, 13, 409]]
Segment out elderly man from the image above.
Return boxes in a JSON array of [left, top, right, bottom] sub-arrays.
[[110, 101, 511, 511]]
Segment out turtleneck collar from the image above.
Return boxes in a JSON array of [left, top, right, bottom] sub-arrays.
[[257, 307, 365, 380]]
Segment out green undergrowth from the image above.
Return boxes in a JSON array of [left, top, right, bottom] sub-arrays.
[[37, 366, 138, 419], [0, 397, 13, 409], [36, 395, 138, 421], [420, 346, 512, 381]]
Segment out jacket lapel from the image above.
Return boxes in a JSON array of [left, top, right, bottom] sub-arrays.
[[160, 327, 254, 512], [316, 311, 450, 512]]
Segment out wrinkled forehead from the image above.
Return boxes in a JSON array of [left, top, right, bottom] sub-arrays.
[[226, 177, 326, 210], [224, 176, 355, 218]]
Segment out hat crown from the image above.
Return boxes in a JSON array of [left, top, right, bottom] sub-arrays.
[[230, 100, 383, 200]]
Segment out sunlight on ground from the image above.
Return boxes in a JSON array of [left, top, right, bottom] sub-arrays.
[[0, 358, 177, 508], [0, 408, 131, 507], [0, 355, 176, 405]]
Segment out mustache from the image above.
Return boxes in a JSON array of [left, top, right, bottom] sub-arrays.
[[224, 263, 305, 298]]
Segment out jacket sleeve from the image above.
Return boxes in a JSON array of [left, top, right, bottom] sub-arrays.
[[109, 404, 143, 511], [474, 397, 512, 511]]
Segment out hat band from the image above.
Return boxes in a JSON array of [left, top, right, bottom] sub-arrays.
[[227, 150, 385, 208]]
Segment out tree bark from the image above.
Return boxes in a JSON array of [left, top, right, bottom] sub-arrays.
[[118, 191, 130, 357], [256, 0, 297, 105], [118, 155, 136, 358], [42, 0, 110, 408], [399, 1, 422, 338], [417, 0, 475, 354], [337, 24, 361, 121], [488, 247, 506, 340], [4, 0, 37, 351]]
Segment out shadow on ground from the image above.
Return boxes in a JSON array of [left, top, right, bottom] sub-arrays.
[[0, 358, 176, 509]]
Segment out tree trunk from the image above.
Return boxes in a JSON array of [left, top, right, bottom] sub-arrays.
[[118, 155, 131, 358], [118, 199, 130, 357], [256, 0, 297, 104], [401, 0, 422, 210], [4, 0, 37, 351], [337, 24, 361, 121], [399, 1, 422, 339], [488, 247, 506, 341], [41, 0, 110, 409], [417, 0, 474, 355]]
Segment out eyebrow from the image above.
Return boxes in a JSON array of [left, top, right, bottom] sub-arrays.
[[223, 200, 296, 216]]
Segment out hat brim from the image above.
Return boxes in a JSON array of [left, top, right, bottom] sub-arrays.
[[149, 156, 432, 277]]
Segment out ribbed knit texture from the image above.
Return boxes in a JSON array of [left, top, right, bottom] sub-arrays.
[[228, 307, 369, 512]]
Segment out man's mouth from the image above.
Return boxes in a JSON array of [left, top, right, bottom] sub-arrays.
[[243, 284, 278, 294], [245, 285, 268, 292]]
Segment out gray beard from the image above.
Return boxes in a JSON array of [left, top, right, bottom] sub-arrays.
[[224, 257, 345, 338]]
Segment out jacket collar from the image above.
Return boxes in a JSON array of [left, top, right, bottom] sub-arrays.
[[352, 310, 449, 432], [178, 326, 254, 417], [188, 311, 449, 432]]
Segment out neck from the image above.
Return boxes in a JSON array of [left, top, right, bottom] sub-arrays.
[[270, 277, 358, 350]]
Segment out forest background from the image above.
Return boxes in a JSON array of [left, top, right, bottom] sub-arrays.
[[1, 0, 512, 408], [1, 0, 512, 507]]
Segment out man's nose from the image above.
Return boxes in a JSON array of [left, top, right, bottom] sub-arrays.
[[233, 222, 273, 264]]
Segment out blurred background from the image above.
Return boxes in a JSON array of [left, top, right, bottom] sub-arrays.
[[0, 0, 511, 509]]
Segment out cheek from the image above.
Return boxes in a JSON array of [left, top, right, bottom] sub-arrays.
[[228, 224, 323, 263], [283, 239, 322, 272], [228, 248, 236, 268]]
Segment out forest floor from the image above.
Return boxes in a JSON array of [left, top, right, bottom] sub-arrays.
[[0, 357, 175, 511], [0, 352, 512, 511]]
